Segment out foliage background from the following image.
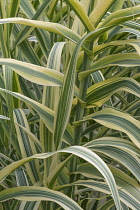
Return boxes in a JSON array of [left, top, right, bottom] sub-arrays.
[[0, 0, 140, 209]]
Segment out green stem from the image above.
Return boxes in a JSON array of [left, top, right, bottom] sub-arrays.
[[69, 49, 92, 199], [74, 53, 92, 145]]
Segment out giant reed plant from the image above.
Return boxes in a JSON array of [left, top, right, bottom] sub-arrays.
[[0, 0, 140, 209]]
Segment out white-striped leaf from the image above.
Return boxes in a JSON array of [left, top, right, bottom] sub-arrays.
[[93, 39, 140, 56], [0, 18, 81, 44], [14, 0, 51, 47], [82, 108, 140, 149], [0, 58, 79, 96], [84, 137, 140, 156], [76, 163, 140, 203], [86, 77, 140, 107], [0, 58, 63, 86], [0, 146, 122, 210], [13, 109, 40, 184], [79, 53, 140, 79], [100, 5, 140, 27], [64, 0, 95, 31], [0, 88, 73, 145], [73, 180, 140, 210], [0, 186, 82, 210]]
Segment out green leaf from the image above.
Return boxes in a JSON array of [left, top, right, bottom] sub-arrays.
[[100, 5, 140, 27], [84, 137, 140, 156], [83, 108, 140, 149], [91, 146, 140, 181], [13, 109, 40, 183], [73, 180, 140, 210], [93, 39, 140, 56], [47, 155, 73, 188], [64, 0, 95, 31], [0, 88, 73, 145], [0, 58, 63, 86], [53, 25, 113, 149], [89, 0, 115, 27], [124, 98, 140, 113], [0, 186, 82, 210], [0, 17, 81, 44], [20, 0, 51, 59], [79, 53, 140, 79], [1, 114, 41, 151], [12, 24, 42, 66], [97, 199, 114, 210], [8, 0, 20, 34], [0, 146, 122, 210], [14, 0, 51, 47], [86, 77, 140, 107], [47, 0, 58, 18]]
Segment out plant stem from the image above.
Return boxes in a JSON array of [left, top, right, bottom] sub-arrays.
[[74, 53, 92, 145]]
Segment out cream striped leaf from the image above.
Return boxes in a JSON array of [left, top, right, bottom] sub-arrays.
[[79, 53, 140, 79], [0, 58, 63, 86], [13, 109, 40, 184], [76, 163, 140, 203], [73, 180, 140, 210], [14, 0, 51, 47], [83, 108, 140, 149], [84, 137, 140, 156], [86, 77, 140, 107], [64, 0, 95, 31], [91, 146, 140, 181], [15, 167, 38, 210], [89, 0, 115, 27], [0, 18, 81, 44], [0, 146, 122, 210], [0, 88, 73, 145], [0, 186, 82, 210], [93, 39, 140, 56], [0, 58, 79, 96], [53, 25, 114, 149], [100, 5, 140, 27], [117, 28, 140, 39]]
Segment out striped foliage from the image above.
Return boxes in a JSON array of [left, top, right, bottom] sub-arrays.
[[0, 0, 140, 209]]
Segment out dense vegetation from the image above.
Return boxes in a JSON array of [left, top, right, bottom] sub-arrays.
[[0, 0, 140, 209]]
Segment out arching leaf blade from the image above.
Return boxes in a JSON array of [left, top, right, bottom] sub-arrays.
[[93, 39, 140, 56], [0, 186, 82, 210], [0, 88, 73, 145], [86, 77, 140, 107], [73, 180, 140, 210], [64, 0, 95, 31], [83, 108, 140, 149], [0, 58, 63, 86], [84, 137, 140, 156], [0, 146, 122, 210], [0, 18, 81, 44], [14, 0, 51, 47], [79, 53, 140, 79]]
